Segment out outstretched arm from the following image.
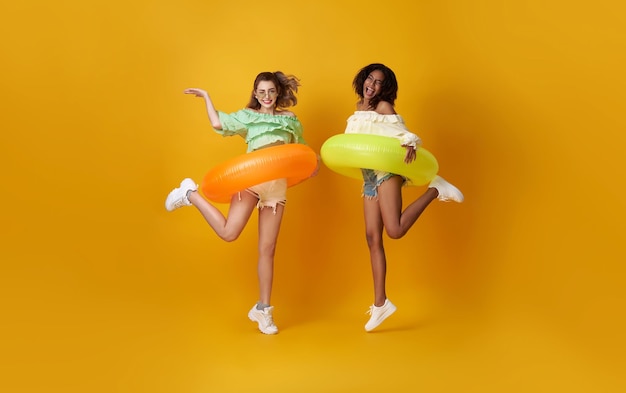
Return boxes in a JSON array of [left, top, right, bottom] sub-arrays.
[[184, 88, 222, 130]]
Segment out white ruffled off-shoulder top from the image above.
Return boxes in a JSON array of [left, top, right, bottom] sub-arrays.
[[344, 111, 421, 148]]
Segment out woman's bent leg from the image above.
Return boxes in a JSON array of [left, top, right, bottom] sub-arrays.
[[378, 176, 437, 239], [188, 191, 257, 242]]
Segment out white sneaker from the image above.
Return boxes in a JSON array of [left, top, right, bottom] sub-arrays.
[[165, 178, 198, 211], [429, 175, 464, 203], [365, 299, 397, 332], [248, 304, 278, 335]]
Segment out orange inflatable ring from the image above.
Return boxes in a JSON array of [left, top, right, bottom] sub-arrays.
[[201, 144, 318, 203]]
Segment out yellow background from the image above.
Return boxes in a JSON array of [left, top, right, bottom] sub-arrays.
[[2, 0, 625, 392]]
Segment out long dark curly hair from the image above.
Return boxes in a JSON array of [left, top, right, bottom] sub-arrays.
[[246, 71, 300, 110], [352, 63, 398, 110]]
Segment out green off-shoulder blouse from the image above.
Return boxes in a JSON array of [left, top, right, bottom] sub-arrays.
[[216, 109, 306, 152]]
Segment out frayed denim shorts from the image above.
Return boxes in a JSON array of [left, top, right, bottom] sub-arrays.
[[244, 178, 287, 213], [361, 169, 406, 199]]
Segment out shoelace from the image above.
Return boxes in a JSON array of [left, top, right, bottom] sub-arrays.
[[365, 306, 375, 315], [171, 198, 188, 209], [263, 312, 275, 326], [170, 190, 190, 208]]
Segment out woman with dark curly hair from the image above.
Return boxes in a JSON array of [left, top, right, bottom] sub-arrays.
[[347, 63, 463, 332], [165, 71, 314, 335]]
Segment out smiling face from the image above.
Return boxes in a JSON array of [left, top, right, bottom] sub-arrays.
[[254, 80, 279, 112], [363, 70, 385, 101]]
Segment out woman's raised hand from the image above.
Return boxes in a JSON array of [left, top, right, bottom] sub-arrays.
[[184, 88, 208, 98], [183, 87, 221, 129]]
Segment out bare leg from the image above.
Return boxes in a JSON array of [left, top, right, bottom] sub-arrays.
[[377, 176, 438, 239], [363, 197, 387, 307], [187, 190, 257, 242], [256, 204, 285, 305], [364, 175, 436, 306]]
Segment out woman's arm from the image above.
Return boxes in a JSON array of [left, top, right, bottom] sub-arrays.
[[184, 88, 222, 130], [375, 101, 420, 163]]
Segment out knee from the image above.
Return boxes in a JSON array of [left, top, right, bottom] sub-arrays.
[[258, 242, 277, 258], [385, 227, 405, 240], [365, 231, 383, 249], [219, 230, 240, 242]]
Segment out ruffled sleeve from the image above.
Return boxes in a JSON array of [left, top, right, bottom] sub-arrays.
[[285, 117, 306, 144], [216, 111, 248, 138]]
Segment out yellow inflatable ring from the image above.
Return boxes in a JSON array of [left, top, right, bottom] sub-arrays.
[[320, 134, 438, 185], [201, 144, 318, 203]]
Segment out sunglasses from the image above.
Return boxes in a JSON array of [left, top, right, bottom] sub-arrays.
[[256, 89, 278, 98]]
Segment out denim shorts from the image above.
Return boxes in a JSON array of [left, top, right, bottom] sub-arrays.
[[244, 178, 287, 213], [361, 169, 405, 199]]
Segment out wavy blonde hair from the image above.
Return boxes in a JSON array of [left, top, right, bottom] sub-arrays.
[[246, 71, 300, 110]]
